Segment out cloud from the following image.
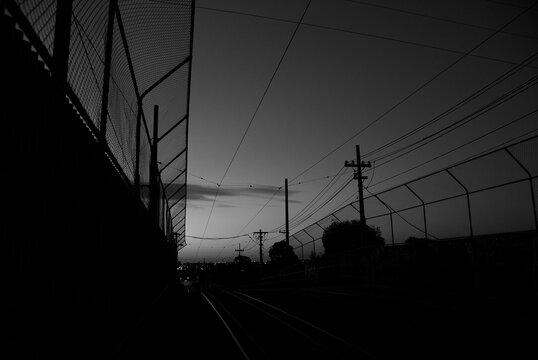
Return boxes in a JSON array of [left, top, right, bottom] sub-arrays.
[[185, 183, 302, 205]]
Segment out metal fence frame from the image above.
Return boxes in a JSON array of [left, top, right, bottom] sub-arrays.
[[5, 0, 194, 255], [290, 136, 538, 276]]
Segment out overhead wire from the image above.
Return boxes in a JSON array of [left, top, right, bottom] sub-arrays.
[[367, 108, 538, 189], [193, 1, 537, 261], [195, 5, 538, 69], [285, 169, 352, 231], [260, 71, 536, 239], [196, 0, 313, 249], [363, 188, 439, 240], [342, 0, 538, 40], [259, 167, 348, 244], [361, 51, 538, 161], [368, 74, 538, 168], [290, 112, 538, 246], [224, 4, 537, 255], [286, 1, 538, 183], [282, 106, 538, 249]]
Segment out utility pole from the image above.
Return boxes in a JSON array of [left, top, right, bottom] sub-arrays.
[[149, 105, 160, 225], [345, 145, 371, 236], [285, 178, 290, 246], [234, 244, 244, 259], [255, 229, 268, 264]]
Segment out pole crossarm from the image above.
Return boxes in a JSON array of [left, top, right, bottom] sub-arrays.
[[345, 145, 371, 235]]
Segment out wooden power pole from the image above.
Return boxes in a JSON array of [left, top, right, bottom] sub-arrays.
[[345, 145, 371, 233], [255, 229, 268, 264], [285, 178, 289, 246]]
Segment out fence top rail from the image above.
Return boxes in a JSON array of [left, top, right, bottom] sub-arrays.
[[290, 134, 538, 243], [365, 134, 538, 200]]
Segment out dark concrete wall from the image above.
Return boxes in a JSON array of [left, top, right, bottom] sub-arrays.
[[2, 14, 174, 357]]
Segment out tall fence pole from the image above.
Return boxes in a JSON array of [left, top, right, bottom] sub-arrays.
[[134, 102, 142, 195], [372, 195, 395, 246], [285, 178, 290, 246], [446, 169, 477, 287], [506, 149, 538, 292], [405, 184, 427, 239], [446, 170, 474, 239], [292, 236, 304, 261], [149, 105, 160, 225], [52, 0, 72, 83], [99, 0, 116, 141]]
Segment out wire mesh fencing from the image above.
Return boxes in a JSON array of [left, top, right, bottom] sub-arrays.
[[290, 135, 538, 261], [6, 0, 193, 253]]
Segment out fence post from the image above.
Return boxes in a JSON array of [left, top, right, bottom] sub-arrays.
[[292, 236, 304, 261], [134, 103, 142, 195], [446, 169, 477, 288], [52, 0, 72, 83], [99, 0, 117, 141], [405, 184, 428, 239], [505, 148, 538, 292], [149, 105, 160, 225], [446, 170, 474, 238], [372, 194, 395, 246]]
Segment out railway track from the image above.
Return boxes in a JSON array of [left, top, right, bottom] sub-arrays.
[[201, 285, 537, 359], [202, 289, 375, 359]]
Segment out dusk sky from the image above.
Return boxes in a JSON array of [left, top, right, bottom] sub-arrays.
[[174, 0, 538, 262]]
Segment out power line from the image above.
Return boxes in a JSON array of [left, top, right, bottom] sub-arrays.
[[186, 234, 251, 240], [235, 74, 534, 245], [285, 109, 538, 248], [288, 176, 355, 233], [342, 0, 537, 40], [235, 67, 536, 248], [368, 108, 538, 190], [187, 170, 335, 189], [270, 167, 349, 233], [362, 51, 538, 161], [195, 5, 538, 69], [363, 188, 439, 240], [369, 74, 538, 167], [287, 1, 537, 183], [285, 169, 351, 231], [197, 0, 312, 246]]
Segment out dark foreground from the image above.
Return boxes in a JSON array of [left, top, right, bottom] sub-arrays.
[[114, 282, 537, 359]]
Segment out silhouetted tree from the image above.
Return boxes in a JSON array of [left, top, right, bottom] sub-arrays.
[[322, 220, 384, 256], [234, 255, 252, 265], [269, 240, 299, 264], [405, 236, 429, 247]]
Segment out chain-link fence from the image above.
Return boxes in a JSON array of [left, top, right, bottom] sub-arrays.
[[290, 135, 538, 261], [7, 0, 193, 253]]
